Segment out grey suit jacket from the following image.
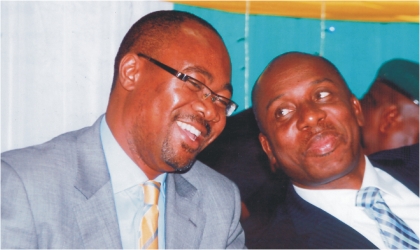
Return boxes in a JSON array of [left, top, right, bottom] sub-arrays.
[[1, 116, 245, 249]]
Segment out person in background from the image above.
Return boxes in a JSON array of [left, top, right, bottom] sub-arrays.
[[2, 10, 245, 249], [360, 59, 419, 156], [198, 107, 289, 222], [248, 52, 418, 249]]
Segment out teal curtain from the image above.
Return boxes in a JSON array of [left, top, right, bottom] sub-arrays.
[[175, 4, 419, 113]]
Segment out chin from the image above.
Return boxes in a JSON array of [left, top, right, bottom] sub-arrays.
[[164, 157, 195, 172]]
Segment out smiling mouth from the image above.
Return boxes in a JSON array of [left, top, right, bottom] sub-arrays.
[[176, 121, 202, 141]]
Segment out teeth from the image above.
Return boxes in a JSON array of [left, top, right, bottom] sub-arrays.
[[176, 121, 202, 138]]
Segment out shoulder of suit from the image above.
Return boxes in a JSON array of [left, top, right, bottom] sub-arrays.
[[175, 160, 238, 192], [1, 124, 97, 183]]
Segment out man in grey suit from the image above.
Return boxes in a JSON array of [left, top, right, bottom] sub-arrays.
[[2, 10, 245, 249]]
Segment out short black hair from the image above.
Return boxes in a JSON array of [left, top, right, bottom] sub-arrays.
[[111, 10, 222, 92]]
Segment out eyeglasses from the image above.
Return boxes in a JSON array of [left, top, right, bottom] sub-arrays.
[[137, 53, 238, 116]]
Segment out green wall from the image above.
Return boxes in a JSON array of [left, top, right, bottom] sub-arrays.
[[175, 4, 419, 113]]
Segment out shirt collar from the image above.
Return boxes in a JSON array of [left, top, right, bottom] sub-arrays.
[[294, 155, 400, 198], [361, 155, 400, 198], [100, 116, 167, 194]]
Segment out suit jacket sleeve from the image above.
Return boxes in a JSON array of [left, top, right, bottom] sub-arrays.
[[226, 180, 246, 249], [1, 160, 38, 248], [1, 116, 122, 249]]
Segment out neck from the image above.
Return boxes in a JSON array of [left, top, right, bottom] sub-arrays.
[[295, 154, 366, 190], [105, 97, 163, 180]]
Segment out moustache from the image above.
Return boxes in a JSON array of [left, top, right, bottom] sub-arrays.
[[302, 123, 338, 145]]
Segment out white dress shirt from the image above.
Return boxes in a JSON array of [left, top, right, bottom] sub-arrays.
[[294, 156, 419, 249], [100, 116, 167, 249]]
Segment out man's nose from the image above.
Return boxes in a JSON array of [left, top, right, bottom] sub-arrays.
[[296, 102, 326, 130], [192, 97, 221, 123]]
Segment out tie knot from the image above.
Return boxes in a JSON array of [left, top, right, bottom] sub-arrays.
[[143, 180, 161, 205], [355, 186, 381, 208]]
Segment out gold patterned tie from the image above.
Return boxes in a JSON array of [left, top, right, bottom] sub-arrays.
[[139, 180, 161, 249]]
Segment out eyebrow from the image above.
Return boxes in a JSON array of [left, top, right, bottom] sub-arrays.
[[224, 83, 233, 95], [184, 66, 213, 82], [265, 77, 334, 111], [184, 65, 233, 95]]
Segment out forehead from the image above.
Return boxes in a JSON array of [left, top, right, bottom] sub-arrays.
[[159, 21, 231, 87], [257, 56, 345, 100], [162, 21, 228, 59]]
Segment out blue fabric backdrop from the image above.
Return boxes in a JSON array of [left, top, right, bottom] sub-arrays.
[[175, 4, 419, 113]]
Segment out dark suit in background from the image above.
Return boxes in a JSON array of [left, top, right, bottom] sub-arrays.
[[198, 108, 289, 220]]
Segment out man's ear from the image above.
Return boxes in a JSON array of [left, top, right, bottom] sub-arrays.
[[259, 132, 277, 173], [379, 105, 400, 133], [351, 95, 365, 127], [118, 53, 143, 91]]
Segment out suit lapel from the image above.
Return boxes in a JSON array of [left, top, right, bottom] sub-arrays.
[[305, 216, 378, 248], [278, 148, 419, 249], [165, 172, 206, 249], [376, 163, 419, 196], [368, 147, 419, 196], [287, 185, 377, 249], [73, 116, 122, 249]]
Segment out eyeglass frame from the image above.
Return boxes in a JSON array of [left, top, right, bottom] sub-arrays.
[[137, 53, 238, 116]]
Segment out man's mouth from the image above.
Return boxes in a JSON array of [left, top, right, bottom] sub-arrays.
[[176, 121, 202, 141], [305, 131, 341, 156]]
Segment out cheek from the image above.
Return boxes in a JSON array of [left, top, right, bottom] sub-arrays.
[[270, 125, 300, 162], [150, 85, 185, 114], [403, 121, 420, 140], [214, 118, 226, 134], [133, 88, 183, 135], [205, 119, 226, 146], [329, 105, 359, 130]]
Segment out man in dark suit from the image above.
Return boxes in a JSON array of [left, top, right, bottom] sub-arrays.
[[2, 10, 245, 249], [248, 52, 419, 249]]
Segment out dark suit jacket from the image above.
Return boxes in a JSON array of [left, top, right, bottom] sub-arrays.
[[245, 144, 419, 249], [198, 108, 289, 217]]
